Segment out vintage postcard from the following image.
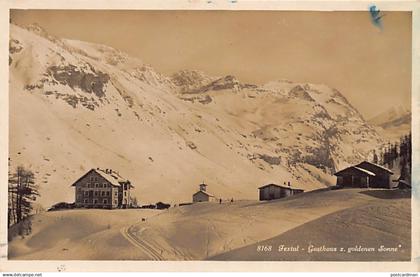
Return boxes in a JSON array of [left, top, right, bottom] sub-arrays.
[[0, 0, 419, 272]]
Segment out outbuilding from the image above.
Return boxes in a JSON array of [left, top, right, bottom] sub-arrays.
[[258, 183, 304, 201], [393, 176, 411, 190]]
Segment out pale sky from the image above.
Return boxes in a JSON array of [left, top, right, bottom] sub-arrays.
[[10, 10, 412, 118]]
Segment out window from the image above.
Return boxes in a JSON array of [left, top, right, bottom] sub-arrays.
[[103, 199, 108, 204], [95, 183, 99, 188], [101, 191, 106, 196], [124, 191, 127, 196], [106, 191, 110, 196], [84, 199, 88, 204], [114, 200, 117, 205], [94, 191, 99, 196], [93, 199, 98, 204], [84, 191, 89, 196], [104, 183, 108, 188], [90, 177, 94, 182]]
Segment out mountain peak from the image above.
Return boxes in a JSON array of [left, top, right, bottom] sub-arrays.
[[25, 23, 47, 34], [171, 69, 216, 93], [21, 23, 57, 42], [368, 105, 411, 126]]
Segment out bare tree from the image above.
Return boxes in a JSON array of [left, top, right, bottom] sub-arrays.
[[8, 165, 39, 228]]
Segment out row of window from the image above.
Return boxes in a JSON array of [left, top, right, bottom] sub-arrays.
[[83, 199, 118, 205], [77, 187, 117, 194], [79, 182, 130, 189], [86, 183, 111, 188], [81, 190, 118, 197]]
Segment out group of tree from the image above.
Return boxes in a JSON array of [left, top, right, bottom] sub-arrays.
[[371, 132, 411, 181], [8, 165, 40, 229], [398, 133, 412, 182]]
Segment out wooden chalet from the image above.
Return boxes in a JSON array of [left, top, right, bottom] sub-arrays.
[[334, 161, 394, 189]]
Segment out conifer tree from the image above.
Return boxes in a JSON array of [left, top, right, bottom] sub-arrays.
[[8, 166, 39, 227]]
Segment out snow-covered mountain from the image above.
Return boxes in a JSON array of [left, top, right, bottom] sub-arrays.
[[9, 23, 383, 207], [368, 106, 410, 127], [368, 106, 411, 143]]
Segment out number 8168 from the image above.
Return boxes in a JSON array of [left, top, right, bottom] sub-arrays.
[[257, 245, 272, 252]]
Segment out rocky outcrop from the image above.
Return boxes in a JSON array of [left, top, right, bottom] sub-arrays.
[[47, 64, 110, 98], [289, 85, 315, 102]]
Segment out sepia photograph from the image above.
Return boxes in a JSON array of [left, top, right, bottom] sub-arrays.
[[3, 6, 416, 267]]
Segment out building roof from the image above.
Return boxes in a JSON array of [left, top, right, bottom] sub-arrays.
[[334, 166, 376, 176], [71, 168, 133, 188], [356, 161, 394, 175], [398, 179, 411, 186], [353, 166, 376, 176], [258, 183, 304, 191], [193, 190, 215, 197]]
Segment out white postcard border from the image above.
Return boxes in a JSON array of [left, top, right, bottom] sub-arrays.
[[0, 0, 418, 272]]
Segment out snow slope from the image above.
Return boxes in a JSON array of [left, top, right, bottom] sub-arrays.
[[8, 188, 410, 261], [211, 190, 411, 261], [8, 209, 162, 260]]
